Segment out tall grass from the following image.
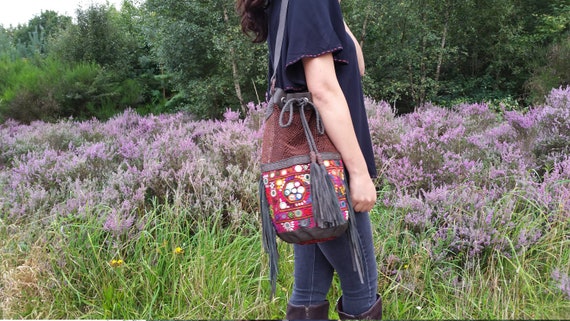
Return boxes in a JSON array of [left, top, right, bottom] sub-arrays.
[[1, 196, 568, 319], [371, 195, 570, 320]]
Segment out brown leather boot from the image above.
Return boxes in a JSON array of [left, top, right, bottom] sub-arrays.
[[336, 295, 382, 320], [285, 300, 330, 320]]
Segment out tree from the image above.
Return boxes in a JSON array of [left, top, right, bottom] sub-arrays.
[[343, 0, 461, 111], [525, 1, 570, 103], [141, 0, 267, 118], [48, 3, 138, 74], [0, 26, 17, 59], [5, 11, 72, 59], [44, 2, 156, 119], [343, 0, 567, 112]]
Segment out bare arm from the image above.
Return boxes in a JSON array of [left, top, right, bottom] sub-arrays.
[[344, 21, 365, 76], [339, 0, 365, 76], [302, 53, 376, 213]]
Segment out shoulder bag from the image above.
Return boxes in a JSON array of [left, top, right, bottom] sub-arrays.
[[258, 0, 365, 296]]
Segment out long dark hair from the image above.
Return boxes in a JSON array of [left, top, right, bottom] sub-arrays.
[[236, 0, 269, 43]]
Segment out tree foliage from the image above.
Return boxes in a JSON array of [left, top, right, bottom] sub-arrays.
[[1, 0, 570, 121], [1, 3, 157, 122], [141, 0, 267, 118], [47, 4, 140, 77], [342, 0, 570, 112]]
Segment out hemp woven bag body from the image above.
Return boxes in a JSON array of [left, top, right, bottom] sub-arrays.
[[259, 91, 350, 245], [260, 92, 339, 166]]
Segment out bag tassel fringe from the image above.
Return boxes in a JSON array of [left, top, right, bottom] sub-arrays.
[[298, 99, 345, 229], [259, 178, 279, 298], [310, 158, 345, 228], [345, 183, 365, 284]]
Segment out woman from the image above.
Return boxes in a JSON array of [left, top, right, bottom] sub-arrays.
[[237, 0, 382, 319]]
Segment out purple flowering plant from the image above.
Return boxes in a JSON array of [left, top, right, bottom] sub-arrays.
[[1, 87, 569, 304], [0, 106, 265, 234]]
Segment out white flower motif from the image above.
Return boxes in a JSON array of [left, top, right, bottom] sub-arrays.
[[282, 221, 295, 231]]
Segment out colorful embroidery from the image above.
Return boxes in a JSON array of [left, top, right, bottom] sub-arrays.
[[262, 159, 349, 236]]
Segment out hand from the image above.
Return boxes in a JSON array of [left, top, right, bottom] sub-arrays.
[[348, 173, 377, 213]]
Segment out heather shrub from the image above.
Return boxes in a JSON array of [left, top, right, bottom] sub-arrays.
[[1, 86, 569, 281], [0, 108, 262, 235], [531, 87, 570, 173], [376, 101, 485, 194], [369, 86, 570, 264]]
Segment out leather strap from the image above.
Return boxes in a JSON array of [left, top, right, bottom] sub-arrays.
[[269, 0, 289, 94]]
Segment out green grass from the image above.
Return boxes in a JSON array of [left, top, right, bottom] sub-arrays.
[[1, 200, 569, 319]]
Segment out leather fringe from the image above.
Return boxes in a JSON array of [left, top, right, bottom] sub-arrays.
[[310, 161, 346, 228], [259, 177, 279, 297], [345, 183, 365, 284]]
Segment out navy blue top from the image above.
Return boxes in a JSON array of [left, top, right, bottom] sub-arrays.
[[267, 0, 377, 178]]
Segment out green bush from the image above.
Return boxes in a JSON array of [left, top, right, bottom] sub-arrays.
[[526, 34, 570, 104], [0, 57, 147, 123], [0, 58, 96, 122]]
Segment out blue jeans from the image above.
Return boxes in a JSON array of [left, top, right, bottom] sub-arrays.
[[289, 212, 378, 315]]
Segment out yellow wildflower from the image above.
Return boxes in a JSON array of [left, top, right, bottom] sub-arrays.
[[110, 259, 124, 267], [174, 247, 184, 255]]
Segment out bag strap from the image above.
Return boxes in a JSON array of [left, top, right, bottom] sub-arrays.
[[269, 0, 289, 95], [262, 0, 289, 299]]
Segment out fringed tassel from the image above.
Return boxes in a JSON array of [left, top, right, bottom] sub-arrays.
[[345, 183, 366, 284], [259, 177, 279, 297], [310, 159, 345, 228]]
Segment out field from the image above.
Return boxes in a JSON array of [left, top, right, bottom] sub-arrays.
[[1, 88, 569, 319]]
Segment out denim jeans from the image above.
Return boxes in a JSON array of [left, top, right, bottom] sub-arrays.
[[289, 212, 378, 315]]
